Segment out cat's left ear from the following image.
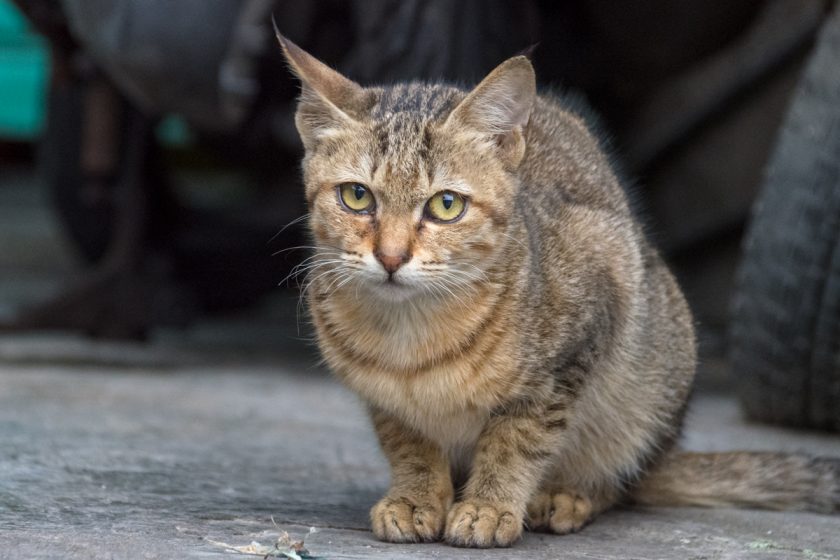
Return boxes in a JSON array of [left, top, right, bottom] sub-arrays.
[[275, 26, 371, 149], [444, 56, 536, 169]]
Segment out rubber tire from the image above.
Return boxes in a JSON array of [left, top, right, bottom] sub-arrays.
[[730, 6, 840, 431]]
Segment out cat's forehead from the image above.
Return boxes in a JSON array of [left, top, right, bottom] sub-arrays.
[[371, 83, 462, 120], [366, 84, 462, 168]]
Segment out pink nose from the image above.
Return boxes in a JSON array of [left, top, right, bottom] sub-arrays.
[[375, 251, 409, 274]]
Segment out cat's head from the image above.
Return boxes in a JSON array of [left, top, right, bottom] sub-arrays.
[[278, 32, 535, 302]]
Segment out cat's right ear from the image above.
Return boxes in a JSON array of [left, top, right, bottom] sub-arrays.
[[275, 26, 369, 149]]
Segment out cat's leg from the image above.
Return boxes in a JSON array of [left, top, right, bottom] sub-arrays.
[[526, 482, 621, 534], [369, 407, 453, 543], [444, 411, 559, 548]]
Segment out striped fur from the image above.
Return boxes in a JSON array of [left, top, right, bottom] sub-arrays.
[[277, 34, 839, 548]]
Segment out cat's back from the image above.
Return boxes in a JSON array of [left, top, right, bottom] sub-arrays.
[[515, 92, 650, 310], [520, 94, 631, 219]]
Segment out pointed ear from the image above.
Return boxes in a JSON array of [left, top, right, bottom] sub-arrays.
[[275, 27, 370, 149], [444, 56, 536, 168]]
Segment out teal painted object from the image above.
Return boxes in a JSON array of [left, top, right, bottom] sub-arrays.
[[0, 1, 190, 145], [0, 0, 50, 140]]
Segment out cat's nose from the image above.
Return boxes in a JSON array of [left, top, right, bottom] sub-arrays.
[[375, 250, 409, 275]]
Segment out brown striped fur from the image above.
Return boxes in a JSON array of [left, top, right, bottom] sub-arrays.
[[276, 33, 840, 548]]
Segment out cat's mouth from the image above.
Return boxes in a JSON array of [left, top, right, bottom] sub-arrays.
[[381, 275, 409, 288]]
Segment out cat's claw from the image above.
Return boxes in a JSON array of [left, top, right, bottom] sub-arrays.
[[370, 496, 445, 543], [527, 491, 593, 534], [444, 501, 523, 548]]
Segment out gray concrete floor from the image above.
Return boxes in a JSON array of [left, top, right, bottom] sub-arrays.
[[1, 165, 839, 559], [3, 367, 840, 560]]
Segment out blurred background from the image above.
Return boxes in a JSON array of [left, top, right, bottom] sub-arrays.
[[1, 0, 838, 431]]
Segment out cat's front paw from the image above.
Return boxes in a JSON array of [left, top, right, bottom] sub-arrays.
[[444, 501, 523, 548], [526, 491, 593, 534], [370, 495, 446, 543]]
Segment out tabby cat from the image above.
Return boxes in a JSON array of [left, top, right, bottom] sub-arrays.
[[276, 31, 840, 548]]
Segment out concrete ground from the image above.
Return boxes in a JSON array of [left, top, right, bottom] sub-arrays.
[[2, 364, 840, 560], [1, 166, 839, 559]]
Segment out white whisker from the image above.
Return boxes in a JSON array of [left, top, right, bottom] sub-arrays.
[[499, 231, 528, 251], [268, 213, 311, 244]]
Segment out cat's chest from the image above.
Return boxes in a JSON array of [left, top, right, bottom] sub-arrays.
[[314, 292, 520, 448], [348, 361, 491, 449]]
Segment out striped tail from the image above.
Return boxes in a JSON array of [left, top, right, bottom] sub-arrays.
[[631, 451, 840, 513]]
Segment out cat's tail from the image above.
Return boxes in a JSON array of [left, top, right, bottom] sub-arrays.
[[630, 451, 840, 513]]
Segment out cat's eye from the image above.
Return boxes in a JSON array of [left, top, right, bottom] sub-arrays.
[[425, 191, 467, 222], [338, 183, 375, 213]]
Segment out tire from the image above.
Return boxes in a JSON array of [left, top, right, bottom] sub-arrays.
[[730, 7, 840, 431]]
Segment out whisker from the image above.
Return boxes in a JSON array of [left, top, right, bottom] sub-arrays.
[[439, 275, 475, 305], [300, 267, 340, 292], [446, 268, 485, 283], [423, 280, 447, 303], [272, 241, 346, 258], [320, 268, 352, 295], [279, 258, 348, 287], [334, 274, 356, 292], [421, 262, 491, 286], [499, 231, 528, 251], [272, 244, 320, 257], [429, 276, 460, 302], [268, 213, 311, 245], [300, 262, 361, 295]]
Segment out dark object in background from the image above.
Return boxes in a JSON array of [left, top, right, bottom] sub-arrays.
[[5, 0, 306, 337], [731, 6, 840, 432], [7, 0, 541, 336], [5, 0, 840, 427]]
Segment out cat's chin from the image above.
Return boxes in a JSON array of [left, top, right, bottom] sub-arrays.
[[368, 279, 423, 303]]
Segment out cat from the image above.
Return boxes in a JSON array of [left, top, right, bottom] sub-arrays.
[[275, 31, 840, 548]]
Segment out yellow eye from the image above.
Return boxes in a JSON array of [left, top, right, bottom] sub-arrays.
[[338, 183, 375, 213], [426, 191, 466, 222]]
